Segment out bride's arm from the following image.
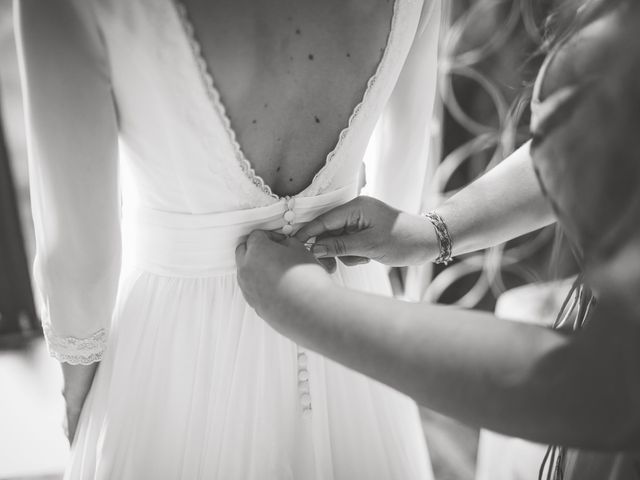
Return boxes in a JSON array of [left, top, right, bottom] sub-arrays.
[[363, 0, 440, 213], [15, 0, 120, 436]]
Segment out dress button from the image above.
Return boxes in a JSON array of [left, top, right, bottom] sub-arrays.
[[300, 393, 312, 407], [284, 210, 296, 223], [298, 370, 310, 382], [282, 224, 294, 236], [298, 381, 310, 394], [287, 198, 296, 210], [297, 352, 308, 367]]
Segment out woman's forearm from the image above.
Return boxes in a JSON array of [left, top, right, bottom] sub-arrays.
[[295, 142, 553, 266], [434, 141, 555, 258], [281, 278, 640, 450]]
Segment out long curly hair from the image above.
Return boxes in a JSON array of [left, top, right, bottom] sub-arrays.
[[532, 1, 640, 478]]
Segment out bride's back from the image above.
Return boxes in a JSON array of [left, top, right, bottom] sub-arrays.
[[93, 0, 420, 212], [182, 0, 395, 196]]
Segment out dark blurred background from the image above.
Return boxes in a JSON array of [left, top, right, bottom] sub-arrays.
[[0, 0, 38, 347]]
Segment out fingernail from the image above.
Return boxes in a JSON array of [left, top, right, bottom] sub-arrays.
[[312, 245, 328, 257]]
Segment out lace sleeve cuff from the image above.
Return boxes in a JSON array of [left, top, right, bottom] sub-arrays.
[[43, 322, 107, 365]]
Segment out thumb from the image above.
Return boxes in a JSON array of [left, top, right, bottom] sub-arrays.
[[280, 236, 308, 251], [235, 241, 248, 265], [311, 232, 371, 259], [245, 229, 273, 250], [295, 201, 362, 242]]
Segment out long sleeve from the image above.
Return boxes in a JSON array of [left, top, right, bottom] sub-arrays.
[[14, 0, 121, 364], [363, 0, 442, 214]]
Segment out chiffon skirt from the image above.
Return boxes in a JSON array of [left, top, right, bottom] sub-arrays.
[[66, 188, 433, 479]]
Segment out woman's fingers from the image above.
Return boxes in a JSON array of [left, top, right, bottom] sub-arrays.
[[338, 256, 370, 267], [311, 232, 371, 259], [235, 241, 247, 263], [238, 228, 369, 273], [295, 199, 367, 242], [320, 256, 368, 271], [318, 257, 338, 273], [236, 230, 274, 265], [246, 229, 272, 248], [238, 228, 368, 272], [295, 212, 346, 242], [263, 231, 287, 242]]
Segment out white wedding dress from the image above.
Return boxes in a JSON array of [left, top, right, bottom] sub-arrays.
[[17, 0, 441, 478]]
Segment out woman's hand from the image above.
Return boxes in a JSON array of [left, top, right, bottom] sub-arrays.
[[235, 231, 332, 323], [295, 196, 438, 268], [61, 362, 98, 444]]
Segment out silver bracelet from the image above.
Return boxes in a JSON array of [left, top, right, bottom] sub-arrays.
[[424, 212, 453, 265]]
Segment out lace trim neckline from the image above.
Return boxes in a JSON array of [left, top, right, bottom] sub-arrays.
[[172, 0, 400, 200]]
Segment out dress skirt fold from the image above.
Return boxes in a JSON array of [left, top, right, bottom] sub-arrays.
[[67, 189, 432, 480]]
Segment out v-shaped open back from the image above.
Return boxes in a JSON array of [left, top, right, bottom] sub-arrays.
[[172, 0, 400, 200], [93, 0, 423, 212]]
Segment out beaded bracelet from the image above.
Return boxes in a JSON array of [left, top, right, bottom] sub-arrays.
[[424, 212, 453, 265]]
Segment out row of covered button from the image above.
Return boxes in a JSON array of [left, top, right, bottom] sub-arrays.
[[282, 197, 296, 236], [297, 347, 312, 415], [281, 197, 311, 415]]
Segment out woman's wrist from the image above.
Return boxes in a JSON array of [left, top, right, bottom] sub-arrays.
[[404, 212, 440, 265], [423, 211, 454, 265]]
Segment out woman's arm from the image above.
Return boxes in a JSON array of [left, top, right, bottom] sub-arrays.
[[291, 283, 640, 451], [236, 233, 640, 451], [15, 0, 120, 438], [437, 141, 555, 256], [297, 141, 556, 264]]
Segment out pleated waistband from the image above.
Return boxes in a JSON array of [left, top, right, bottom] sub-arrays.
[[123, 184, 358, 277]]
